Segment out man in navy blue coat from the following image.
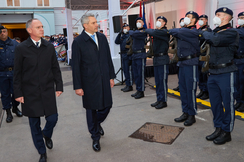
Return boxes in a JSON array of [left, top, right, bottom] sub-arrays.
[[72, 13, 116, 152]]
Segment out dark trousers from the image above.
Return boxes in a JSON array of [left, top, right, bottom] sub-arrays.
[[132, 58, 146, 91], [179, 65, 198, 116], [198, 61, 208, 92], [86, 107, 111, 141], [154, 65, 169, 102], [208, 72, 236, 132], [122, 57, 133, 86], [0, 75, 19, 110], [235, 64, 244, 103], [28, 113, 58, 154]]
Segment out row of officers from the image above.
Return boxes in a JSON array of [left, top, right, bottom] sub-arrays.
[[115, 7, 244, 145]]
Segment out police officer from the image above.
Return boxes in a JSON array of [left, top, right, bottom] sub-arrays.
[[197, 14, 212, 100], [0, 26, 22, 123], [201, 7, 238, 145], [115, 24, 133, 92], [169, 11, 200, 126], [145, 16, 170, 109], [129, 17, 147, 99], [234, 12, 244, 112]]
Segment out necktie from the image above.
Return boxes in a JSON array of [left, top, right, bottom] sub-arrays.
[[91, 35, 96, 43], [36, 42, 39, 48]]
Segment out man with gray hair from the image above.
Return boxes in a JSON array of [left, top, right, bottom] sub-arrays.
[[14, 18, 63, 162], [72, 13, 116, 152]]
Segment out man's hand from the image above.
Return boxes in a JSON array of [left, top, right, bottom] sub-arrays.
[[110, 79, 115, 88], [75, 89, 84, 96], [56, 91, 63, 97], [15, 97, 24, 103]]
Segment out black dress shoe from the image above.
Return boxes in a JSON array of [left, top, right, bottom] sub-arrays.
[[151, 101, 160, 107], [121, 85, 127, 91], [42, 132, 53, 149], [134, 91, 144, 99], [213, 130, 231, 145], [184, 115, 196, 126], [200, 92, 209, 100], [99, 125, 104, 136], [174, 112, 188, 122], [131, 91, 139, 97], [173, 86, 180, 92], [234, 102, 242, 109], [12, 106, 23, 117], [123, 86, 133, 92], [92, 140, 101, 152], [155, 102, 167, 109], [206, 127, 222, 141], [6, 109, 13, 123], [39, 153, 47, 162], [236, 103, 244, 112], [196, 90, 204, 98]]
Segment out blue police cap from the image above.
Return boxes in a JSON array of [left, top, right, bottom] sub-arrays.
[[238, 12, 244, 17], [157, 16, 167, 23], [215, 7, 233, 16], [135, 17, 143, 23], [199, 14, 208, 19], [123, 24, 129, 27], [185, 11, 199, 19], [179, 18, 184, 23], [0, 26, 6, 30]]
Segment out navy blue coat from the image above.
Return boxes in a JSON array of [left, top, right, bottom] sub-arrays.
[[169, 25, 200, 66], [115, 32, 130, 59], [235, 26, 244, 64], [198, 25, 212, 56], [129, 30, 147, 60], [72, 30, 116, 110]]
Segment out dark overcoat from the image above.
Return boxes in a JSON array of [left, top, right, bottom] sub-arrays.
[[14, 37, 63, 117], [72, 31, 116, 110]]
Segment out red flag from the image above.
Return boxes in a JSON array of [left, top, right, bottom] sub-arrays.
[[139, 1, 142, 17]]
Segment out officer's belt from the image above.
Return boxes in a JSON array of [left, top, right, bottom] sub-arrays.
[[234, 54, 244, 59], [133, 50, 146, 54], [119, 51, 128, 54], [0, 67, 14, 72], [178, 54, 198, 61], [209, 62, 233, 69], [154, 53, 168, 57]]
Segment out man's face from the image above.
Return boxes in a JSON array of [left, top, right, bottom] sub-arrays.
[[200, 18, 208, 25], [83, 17, 99, 34], [137, 20, 144, 28], [27, 20, 44, 39], [123, 26, 130, 31], [215, 12, 231, 25], [157, 19, 166, 29], [238, 16, 244, 20], [0, 29, 8, 41], [186, 14, 196, 25]]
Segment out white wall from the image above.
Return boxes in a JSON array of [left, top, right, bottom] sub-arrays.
[[0, 0, 65, 7]]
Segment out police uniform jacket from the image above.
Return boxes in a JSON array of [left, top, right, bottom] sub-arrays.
[[72, 30, 116, 110], [145, 27, 170, 66], [198, 25, 212, 56], [234, 26, 244, 64], [129, 29, 147, 60], [202, 23, 238, 74], [169, 25, 200, 66], [13, 37, 63, 117], [115, 32, 130, 59], [0, 37, 19, 76]]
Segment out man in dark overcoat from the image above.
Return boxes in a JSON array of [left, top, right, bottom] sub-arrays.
[[72, 13, 116, 152], [14, 18, 63, 162]]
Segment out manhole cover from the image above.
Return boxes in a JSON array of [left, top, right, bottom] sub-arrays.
[[129, 122, 184, 145]]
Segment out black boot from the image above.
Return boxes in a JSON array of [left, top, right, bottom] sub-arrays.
[[151, 101, 160, 107], [200, 92, 209, 100], [131, 91, 139, 97], [6, 109, 13, 123], [174, 112, 188, 122], [184, 115, 196, 126], [121, 85, 127, 91], [134, 91, 144, 99], [236, 103, 244, 112], [206, 127, 222, 141], [155, 102, 167, 109], [123, 86, 133, 92], [196, 90, 204, 98], [234, 102, 242, 110], [213, 130, 231, 145], [173, 86, 180, 92], [12, 106, 23, 117]]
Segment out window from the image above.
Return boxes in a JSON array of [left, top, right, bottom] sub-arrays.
[[37, 0, 49, 6], [7, 0, 20, 6]]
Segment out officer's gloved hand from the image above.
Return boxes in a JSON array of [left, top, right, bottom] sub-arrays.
[[128, 60, 132, 66]]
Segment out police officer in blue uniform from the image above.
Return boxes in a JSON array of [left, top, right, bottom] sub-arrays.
[[201, 7, 238, 145], [234, 12, 244, 112], [129, 17, 147, 99], [197, 14, 212, 100], [169, 11, 200, 126], [115, 24, 133, 92], [0, 26, 22, 123], [145, 16, 170, 109]]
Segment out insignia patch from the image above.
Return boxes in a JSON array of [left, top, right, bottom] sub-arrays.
[[243, 13, 244, 15], [0, 47, 3, 49], [223, 8, 227, 12], [190, 11, 193, 13]]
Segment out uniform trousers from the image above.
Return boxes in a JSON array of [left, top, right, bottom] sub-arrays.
[[234, 64, 244, 103], [198, 61, 208, 92], [208, 72, 236, 132], [179, 65, 198, 116], [122, 57, 133, 86], [132, 58, 146, 91], [28, 113, 58, 154]]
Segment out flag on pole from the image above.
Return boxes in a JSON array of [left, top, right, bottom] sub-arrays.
[[139, 1, 142, 17], [142, 2, 147, 29]]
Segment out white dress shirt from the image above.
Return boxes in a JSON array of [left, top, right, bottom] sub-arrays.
[[85, 30, 99, 48], [31, 37, 41, 47]]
